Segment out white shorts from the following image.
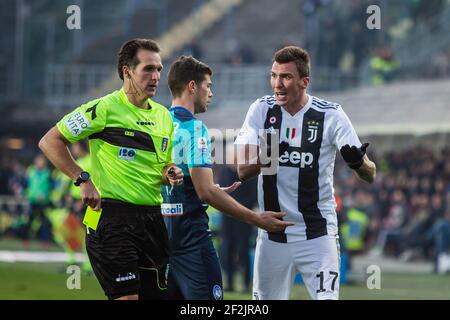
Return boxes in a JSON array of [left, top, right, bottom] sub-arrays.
[[252, 232, 340, 300]]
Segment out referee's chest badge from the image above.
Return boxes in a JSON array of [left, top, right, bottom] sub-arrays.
[[161, 137, 168, 152]]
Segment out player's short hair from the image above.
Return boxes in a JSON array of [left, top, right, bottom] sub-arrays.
[[168, 55, 212, 98], [117, 38, 160, 80], [273, 46, 310, 78]]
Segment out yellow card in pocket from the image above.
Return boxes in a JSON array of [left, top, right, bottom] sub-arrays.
[[83, 206, 102, 231]]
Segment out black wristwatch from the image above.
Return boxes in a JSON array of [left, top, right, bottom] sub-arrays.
[[74, 171, 90, 186]]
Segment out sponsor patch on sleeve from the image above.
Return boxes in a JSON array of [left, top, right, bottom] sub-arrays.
[[197, 137, 208, 152], [64, 111, 91, 137]]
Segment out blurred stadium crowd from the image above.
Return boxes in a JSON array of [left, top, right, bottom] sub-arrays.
[[334, 146, 450, 272], [1, 145, 449, 277]]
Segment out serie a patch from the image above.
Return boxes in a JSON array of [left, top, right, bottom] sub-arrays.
[[197, 137, 208, 151]]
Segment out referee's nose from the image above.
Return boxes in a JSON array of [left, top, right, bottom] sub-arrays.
[[151, 70, 160, 83]]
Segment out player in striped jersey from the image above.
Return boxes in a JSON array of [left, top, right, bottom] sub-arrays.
[[235, 46, 376, 300]]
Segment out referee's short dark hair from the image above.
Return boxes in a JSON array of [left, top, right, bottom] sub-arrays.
[[273, 46, 310, 78], [117, 38, 160, 80], [168, 56, 212, 98]]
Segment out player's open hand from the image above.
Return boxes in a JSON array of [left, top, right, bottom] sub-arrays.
[[216, 181, 241, 194], [80, 180, 101, 211], [167, 166, 184, 186], [257, 211, 294, 232]]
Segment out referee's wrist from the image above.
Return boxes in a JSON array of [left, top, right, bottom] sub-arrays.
[[161, 173, 170, 185], [162, 165, 174, 185], [163, 163, 175, 174]]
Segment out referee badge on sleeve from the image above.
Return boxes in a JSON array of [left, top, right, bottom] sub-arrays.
[[161, 137, 168, 152], [64, 111, 90, 137]]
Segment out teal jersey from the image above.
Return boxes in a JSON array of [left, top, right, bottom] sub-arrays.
[[161, 106, 212, 253], [170, 106, 212, 175]]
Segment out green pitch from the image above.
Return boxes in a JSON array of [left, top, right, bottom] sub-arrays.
[[1, 262, 449, 300]]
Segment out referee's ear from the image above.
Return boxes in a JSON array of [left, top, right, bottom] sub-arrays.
[[122, 66, 131, 80]]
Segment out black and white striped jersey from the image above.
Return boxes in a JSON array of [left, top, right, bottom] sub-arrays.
[[235, 94, 361, 242]]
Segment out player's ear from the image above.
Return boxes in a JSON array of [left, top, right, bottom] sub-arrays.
[[301, 77, 309, 89], [188, 80, 196, 94]]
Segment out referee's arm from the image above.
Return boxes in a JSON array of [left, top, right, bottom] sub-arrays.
[[39, 127, 83, 180], [39, 126, 101, 210]]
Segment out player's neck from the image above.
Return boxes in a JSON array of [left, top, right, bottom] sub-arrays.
[[283, 93, 309, 116], [172, 97, 195, 115]]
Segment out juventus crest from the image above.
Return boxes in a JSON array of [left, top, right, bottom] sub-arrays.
[[307, 121, 319, 143]]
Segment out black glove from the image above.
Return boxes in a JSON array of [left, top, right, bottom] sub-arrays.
[[259, 135, 290, 167], [275, 141, 290, 156], [340, 142, 369, 170]]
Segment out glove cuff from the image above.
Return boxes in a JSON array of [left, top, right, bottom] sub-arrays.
[[348, 159, 363, 170]]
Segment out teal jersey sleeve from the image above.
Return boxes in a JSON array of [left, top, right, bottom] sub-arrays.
[[170, 107, 212, 173], [187, 120, 212, 168]]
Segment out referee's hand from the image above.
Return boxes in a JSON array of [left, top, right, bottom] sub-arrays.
[[257, 211, 294, 232], [80, 180, 101, 211], [166, 166, 184, 186]]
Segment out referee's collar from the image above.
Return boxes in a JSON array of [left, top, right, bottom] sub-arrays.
[[170, 106, 194, 118], [119, 87, 154, 111]]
